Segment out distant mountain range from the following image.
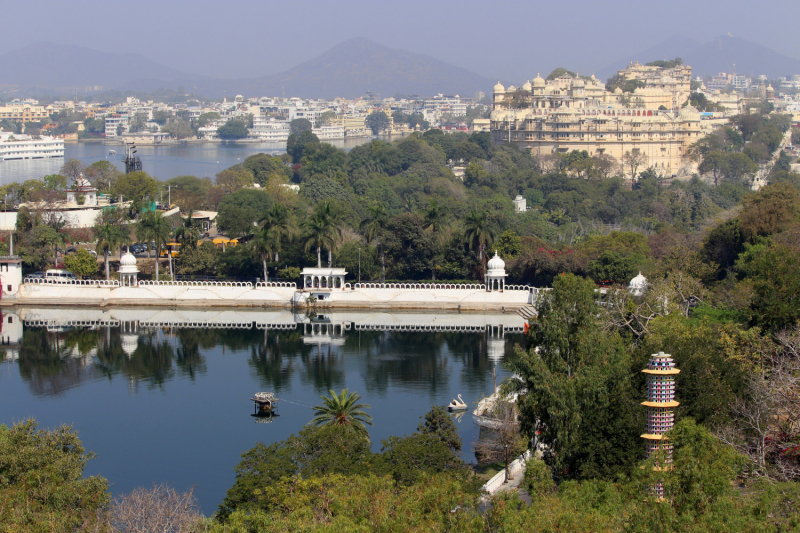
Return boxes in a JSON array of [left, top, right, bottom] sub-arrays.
[[0, 42, 205, 93], [597, 35, 800, 81], [2, 36, 799, 99], [0, 39, 494, 99]]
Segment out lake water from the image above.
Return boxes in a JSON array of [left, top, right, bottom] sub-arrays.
[[0, 307, 524, 514], [0, 137, 380, 185]]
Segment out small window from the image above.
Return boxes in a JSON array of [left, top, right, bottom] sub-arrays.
[[6, 285, 10, 292], [7, 316, 12, 323]]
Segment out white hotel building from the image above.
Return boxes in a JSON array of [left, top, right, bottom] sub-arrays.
[[0, 132, 65, 161]]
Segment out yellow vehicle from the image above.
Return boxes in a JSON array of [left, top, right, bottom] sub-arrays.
[[159, 242, 181, 258], [212, 238, 238, 251]]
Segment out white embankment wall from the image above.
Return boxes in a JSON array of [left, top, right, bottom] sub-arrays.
[[482, 450, 532, 495], [13, 280, 543, 310], [17, 279, 297, 306]]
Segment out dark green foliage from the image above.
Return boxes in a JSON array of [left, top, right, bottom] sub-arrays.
[[0, 420, 110, 532], [383, 213, 437, 279], [365, 111, 390, 135], [216, 119, 249, 140], [217, 189, 272, 236], [506, 274, 642, 480], [646, 57, 683, 68], [702, 218, 745, 274], [747, 244, 800, 332], [242, 153, 291, 185], [587, 250, 639, 284], [217, 424, 372, 519], [289, 118, 312, 135], [417, 405, 461, 453], [286, 130, 319, 163]]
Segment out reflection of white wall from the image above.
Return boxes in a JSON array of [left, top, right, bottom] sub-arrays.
[[1, 312, 22, 344], [15, 308, 526, 332]]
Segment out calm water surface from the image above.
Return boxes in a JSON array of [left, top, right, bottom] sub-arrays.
[[0, 137, 381, 185], [0, 307, 523, 513]]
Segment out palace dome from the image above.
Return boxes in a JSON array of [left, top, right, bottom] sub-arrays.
[[532, 73, 545, 87], [614, 87, 623, 94], [493, 81, 505, 93], [678, 105, 700, 121], [573, 76, 585, 87], [522, 80, 532, 91], [487, 251, 506, 274]]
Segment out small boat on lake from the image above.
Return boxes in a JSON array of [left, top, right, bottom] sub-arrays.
[[448, 394, 468, 411], [251, 392, 279, 414]]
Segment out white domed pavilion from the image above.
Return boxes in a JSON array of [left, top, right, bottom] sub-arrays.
[[485, 251, 507, 292], [118, 251, 139, 287]]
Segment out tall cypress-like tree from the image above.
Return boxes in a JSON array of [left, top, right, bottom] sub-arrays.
[[505, 273, 642, 480]]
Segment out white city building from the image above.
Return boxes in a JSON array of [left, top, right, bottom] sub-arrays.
[[0, 132, 65, 161], [251, 116, 291, 141]]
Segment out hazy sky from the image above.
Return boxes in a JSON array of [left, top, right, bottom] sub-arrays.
[[5, 0, 800, 81]]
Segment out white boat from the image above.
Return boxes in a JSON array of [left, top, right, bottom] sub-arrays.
[[108, 149, 116, 155], [447, 394, 468, 411]]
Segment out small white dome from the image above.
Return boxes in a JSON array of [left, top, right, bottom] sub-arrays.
[[487, 251, 506, 272], [118, 252, 139, 275], [522, 80, 532, 91], [533, 73, 545, 87], [120, 252, 137, 267], [493, 80, 505, 92], [628, 272, 648, 295]]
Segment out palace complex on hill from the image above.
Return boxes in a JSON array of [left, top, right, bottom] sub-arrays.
[[490, 62, 701, 177]]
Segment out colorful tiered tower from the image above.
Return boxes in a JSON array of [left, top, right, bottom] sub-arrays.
[[641, 351, 680, 498]]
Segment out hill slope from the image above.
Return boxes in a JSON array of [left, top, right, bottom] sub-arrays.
[[185, 38, 495, 99], [597, 35, 800, 81], [0, 42, 202, 92]]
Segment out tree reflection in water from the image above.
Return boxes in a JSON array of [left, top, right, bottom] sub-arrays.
[[14, 321, 523, 399]]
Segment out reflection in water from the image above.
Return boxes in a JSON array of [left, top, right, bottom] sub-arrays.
[[2, 307, 525, 513], [10, 309, 525, 398]]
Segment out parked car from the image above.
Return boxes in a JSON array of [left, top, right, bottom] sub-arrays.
[[44, 269, 77, 280]]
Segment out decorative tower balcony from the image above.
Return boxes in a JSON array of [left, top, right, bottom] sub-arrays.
[[641, 351, 680, 499]]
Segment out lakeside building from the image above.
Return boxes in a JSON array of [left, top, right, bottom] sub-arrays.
[[251, 116, 291, 141], [0, 132, 65, 161], [490, 75, 702, 176], [104, 113, 129, 138], [0, 103, 50, 123]]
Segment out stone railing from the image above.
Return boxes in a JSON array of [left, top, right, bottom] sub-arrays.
[[345, 282, 538, 293], [350, 282, 487, 290], [24, 277, 119, 287], [255, 282, 296, 289], [138, 280, 252, 288]]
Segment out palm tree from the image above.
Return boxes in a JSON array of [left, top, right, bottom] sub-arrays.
[[258, 204, 290, 262], [174, 210, 200, 251], [251, 225, 275, 282], [310, 388, 373, 435], [464, 210, 496, 264], [360, 203, 388, 282], [424, 199, 447, 233], [301, 213, 332, 268], [136, 211, 172, 280], [94, 217, 127, 280], [317, 201, 342, 267], [301, 202, 340, 268]]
